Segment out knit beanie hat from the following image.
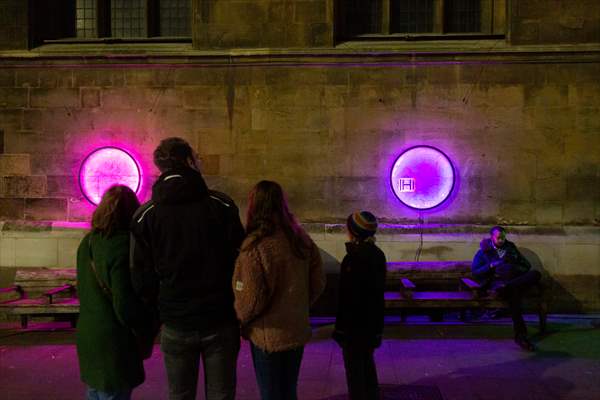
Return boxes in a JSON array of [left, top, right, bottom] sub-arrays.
[[347, 211, 378, 239]]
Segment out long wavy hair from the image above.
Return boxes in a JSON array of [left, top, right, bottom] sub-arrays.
[[92, 185, 140, 237], [245, 180, 311, 259]]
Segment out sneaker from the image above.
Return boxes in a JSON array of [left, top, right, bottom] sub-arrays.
[[515, 335, 536, 352]]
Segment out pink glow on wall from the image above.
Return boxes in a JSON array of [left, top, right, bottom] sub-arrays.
[[390, 145, 455, 210], [79, 147, 142, 205]]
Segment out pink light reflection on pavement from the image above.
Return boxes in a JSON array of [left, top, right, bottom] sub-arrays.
[[79, 147, 142, 205]]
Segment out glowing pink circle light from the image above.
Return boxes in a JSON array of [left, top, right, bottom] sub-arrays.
[[390, 145, 455, 210], [79, 147, 141, 205]]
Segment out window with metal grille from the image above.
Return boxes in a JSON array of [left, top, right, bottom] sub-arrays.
[[337, 0, 505, 40], [76, 0, 97, 38], [160, 0, 191, 37], [32, 0, 191, 45], [111, 0, 147, 38]]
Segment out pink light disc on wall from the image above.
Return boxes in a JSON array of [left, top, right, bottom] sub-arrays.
[[79, 147, 141, 205], [390, 146, 455, 210]]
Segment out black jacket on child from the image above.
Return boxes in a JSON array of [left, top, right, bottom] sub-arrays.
[[333, 240, 387, 348]]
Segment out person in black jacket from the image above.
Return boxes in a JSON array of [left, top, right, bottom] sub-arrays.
[[333, 211, 387, 400], [130, 137, 245, 400], [472, 226, 541, 351]]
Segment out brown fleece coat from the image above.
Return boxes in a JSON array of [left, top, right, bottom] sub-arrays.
[[232, 230, 325, 352]]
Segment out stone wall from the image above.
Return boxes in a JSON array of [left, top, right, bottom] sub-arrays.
[[0, 0, 598, 312], [510, 0, 600, 45], [193, 0, 334, 48], [0, 56, 598, 224]]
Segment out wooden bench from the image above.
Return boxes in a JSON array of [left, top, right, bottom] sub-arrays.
[[0, 268, 79, 328], [384, 261, 547, 333]]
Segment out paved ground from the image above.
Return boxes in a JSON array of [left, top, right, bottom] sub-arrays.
[[1, 315, 599, 400]]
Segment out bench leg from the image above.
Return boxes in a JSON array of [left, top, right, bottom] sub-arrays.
[[400, 310, 407, 323], [20, 315, 28, 329], [538, 301, 548, 335]]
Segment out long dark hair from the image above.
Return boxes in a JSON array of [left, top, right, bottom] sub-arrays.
[[92, 185, 140, 237], [245, 180, 311, 259]]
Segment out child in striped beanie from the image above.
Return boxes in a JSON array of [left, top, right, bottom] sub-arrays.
[[333, 211, 387, 399]]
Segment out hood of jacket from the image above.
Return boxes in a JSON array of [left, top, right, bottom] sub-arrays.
[[152, 167, 209, 205]]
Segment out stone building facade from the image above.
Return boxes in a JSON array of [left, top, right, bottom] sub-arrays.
[[0, 0, 598, 311]]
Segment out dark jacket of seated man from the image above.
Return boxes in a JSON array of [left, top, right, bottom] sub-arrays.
[[471, 226, 541, 351], [472, 236, 532, 285]]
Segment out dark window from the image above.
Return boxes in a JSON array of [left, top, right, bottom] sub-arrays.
[[31, 0, 191, 46], [337, 0, 504, 40], [445, 0, 481, 33], [391, 0, 434, 34], [160, 0, 191, 37]]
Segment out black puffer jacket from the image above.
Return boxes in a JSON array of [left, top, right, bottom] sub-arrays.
[[333, 240, 387, 348], [131, 167, 245, 331]]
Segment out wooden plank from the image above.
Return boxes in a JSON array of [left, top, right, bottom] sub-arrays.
[[0, 286, 24, 302]]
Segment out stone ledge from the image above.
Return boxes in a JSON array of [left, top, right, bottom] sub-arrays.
[[1, 42, 599, 66]]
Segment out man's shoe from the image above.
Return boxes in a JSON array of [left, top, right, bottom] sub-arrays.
[[515, 335, 536, 352]]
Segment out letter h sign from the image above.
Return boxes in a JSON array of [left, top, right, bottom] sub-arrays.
[[399, 178, 415, 192]]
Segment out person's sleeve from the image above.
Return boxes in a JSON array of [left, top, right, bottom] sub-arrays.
[[373, 251, 387, 339], [308, 241, 326, 306], [130, 206, 159, 304], [232, 246, 270, 325], [333, 257, 351, 346], [109, 236, 151, 332], [472, 250, 492, 279]]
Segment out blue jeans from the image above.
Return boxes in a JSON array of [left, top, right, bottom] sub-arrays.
[[160, 323, 240, 400], [250, 343, 304, 400], [86, 386, 132, 400]]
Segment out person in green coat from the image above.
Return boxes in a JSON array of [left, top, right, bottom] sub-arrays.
[[76, 185, 151, 400]]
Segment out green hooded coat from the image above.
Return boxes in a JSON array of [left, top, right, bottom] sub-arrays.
[[76, 230, 149, 392]]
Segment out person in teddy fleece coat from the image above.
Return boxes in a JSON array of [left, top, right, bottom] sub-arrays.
[[332, 211, 387, 400], [472, 225, 542, 351], [232, 180, 325, 400]]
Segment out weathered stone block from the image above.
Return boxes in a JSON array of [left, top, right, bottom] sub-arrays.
[[72, 68, 118, 87], [563, 201, 595, 224], [38, 70, 74, 89], [30, 88, 79, 108], [11, 131, 65, 155], [534, 177, 566, 201], [0, 154, 30, 176], [46, 176, 80, 198], [535, 202, 563, 224], [0, 88, 27, 108], [0, 69, 14, 87], [24, 198, 67, 221], [14, 237, 59, 267], [15, 70, 40, 88], [199, 154, 220, 175], [1, 176, 47, 198], [294, 1, 327, 23], [81, 88, 100, 108], [0, 198, 24, 219], [183, 86, 228, 109]]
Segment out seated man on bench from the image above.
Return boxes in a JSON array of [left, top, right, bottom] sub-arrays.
[[472, 226, 542, 351]]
